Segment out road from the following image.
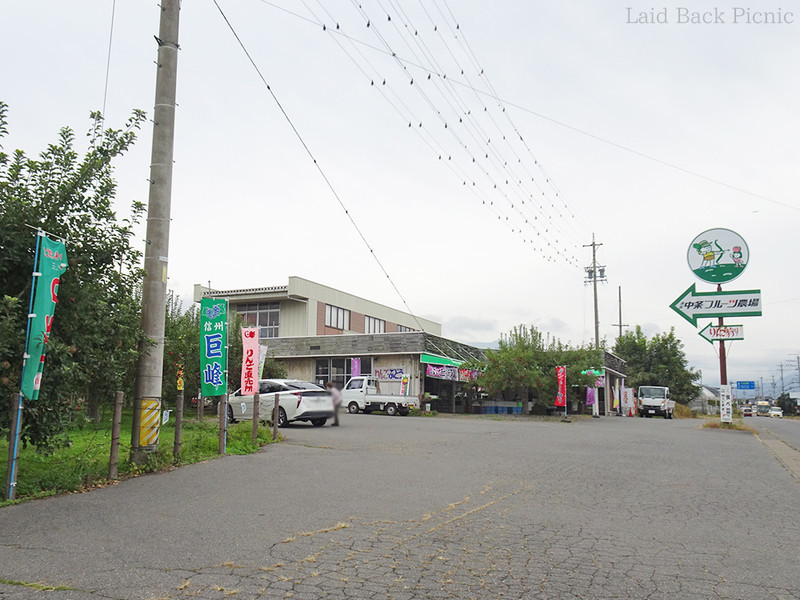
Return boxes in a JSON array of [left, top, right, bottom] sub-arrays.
[[1, 412, 799, 599]]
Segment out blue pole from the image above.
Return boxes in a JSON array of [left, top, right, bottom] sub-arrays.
[[5, 230, 44, 500], [223, 298, 229, 453]]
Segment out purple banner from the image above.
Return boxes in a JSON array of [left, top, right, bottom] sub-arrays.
[[351, 357, 361, 377], [586, 387, 596, 406], [426, 364, 459, 381]]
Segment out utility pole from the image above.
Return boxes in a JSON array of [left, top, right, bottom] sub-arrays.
[[132, 0, 181, 463], [611, 285, 628, 340], [584, 234, 605, 349]]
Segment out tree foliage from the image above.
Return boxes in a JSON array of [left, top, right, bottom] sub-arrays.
[[0, 101, 147, 450], [162, 292, 201, 406], [612, 325, 701, 405], [470, 325, 603, 412]]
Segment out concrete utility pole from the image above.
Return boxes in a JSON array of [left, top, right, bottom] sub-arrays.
[[611, 285, 628, 341], [584, 234, 605, 349], [132, 0, 181, 463]]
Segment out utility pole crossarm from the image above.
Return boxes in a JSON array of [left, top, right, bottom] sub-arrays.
[[583, 234, 604, 350]]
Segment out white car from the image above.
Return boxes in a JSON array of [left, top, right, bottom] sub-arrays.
[[769, 406, 783, 418], [220, 379, 334, 427]]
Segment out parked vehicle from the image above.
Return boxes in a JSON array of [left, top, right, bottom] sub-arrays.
[[756, 400, 771, 416], [637, 386, 674, 419], [769, 406, 783, 418], [219, 379, 334, 427], [343, 376, 418, 416]]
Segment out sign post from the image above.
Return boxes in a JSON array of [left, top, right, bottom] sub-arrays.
[[671, 228, 760, 387], [719, 385, 733, 424]]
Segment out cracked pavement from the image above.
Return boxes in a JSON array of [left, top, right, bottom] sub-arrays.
[[2, 414, 799, 599]]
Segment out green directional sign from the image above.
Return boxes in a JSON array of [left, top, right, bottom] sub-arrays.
[[698, 323, 744, 345], [670, 284, 761, 327]]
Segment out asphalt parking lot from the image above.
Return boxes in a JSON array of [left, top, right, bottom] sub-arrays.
[[2, 412, 799, 599]]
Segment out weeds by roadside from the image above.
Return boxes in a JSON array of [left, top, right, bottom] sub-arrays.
[[0, 413, 275, 506], [701, 418, 755, 433]]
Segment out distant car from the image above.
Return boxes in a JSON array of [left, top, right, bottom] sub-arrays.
[[190, 396, 213, 409], [742, 406, 753, 417], [769, 406, 783, 418], [220, 379, 334, 427]]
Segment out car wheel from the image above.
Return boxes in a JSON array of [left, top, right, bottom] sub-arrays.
[[399, 409, 409, 416], [386, 404, 397, 416], [311, 418, 326, 427], [227, 404, 235, 424], [348, 402, 360, 414], [278, 407, 288, 428]]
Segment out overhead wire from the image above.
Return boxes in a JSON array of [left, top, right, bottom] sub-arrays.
[[253, 0, 590, 267], [212, 0, 432, 333], [302, 0, 577, 271], [254, 0, 794, 213], [93, 0, 117, 144], [340, 0, 583, 268]]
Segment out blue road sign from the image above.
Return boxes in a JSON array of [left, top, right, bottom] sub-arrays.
[[736, 381, 755, 390]]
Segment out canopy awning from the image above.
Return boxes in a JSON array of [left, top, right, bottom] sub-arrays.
[[420, 353, 463, 367]]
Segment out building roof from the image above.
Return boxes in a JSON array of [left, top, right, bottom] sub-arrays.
[[265, 331, 485, 363]]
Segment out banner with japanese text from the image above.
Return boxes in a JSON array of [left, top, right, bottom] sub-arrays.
[[586, 386, 595, 406], [241, 327, 259, 395], [426, 363, 459, 381], [21, 234, 68, 401], [200, 297, 228, 397], [555, 366, 566, 407]]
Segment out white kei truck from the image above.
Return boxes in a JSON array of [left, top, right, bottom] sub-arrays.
[[637, 385, 674, 419], [342, 376, 418, 416]]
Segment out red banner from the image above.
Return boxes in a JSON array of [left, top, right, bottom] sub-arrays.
[[555, 366, 566, 406], [241, 327, 259, 395]]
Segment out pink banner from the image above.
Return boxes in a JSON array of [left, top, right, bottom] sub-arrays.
[[555, 366, 566, 407], [586, 386, 595, 406], [351, 357, 361, 377], [241, 327, 259, 395]]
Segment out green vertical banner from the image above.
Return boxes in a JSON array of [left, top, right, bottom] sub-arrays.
[[21, 235, 68, 401], [200, 297, 228, 397]]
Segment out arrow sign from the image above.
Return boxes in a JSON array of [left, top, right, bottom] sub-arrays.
[[669, 284, 762, 327], [698, 323, 744, 344]]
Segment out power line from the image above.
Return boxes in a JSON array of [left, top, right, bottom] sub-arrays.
[[256, 0, 795, 213], [212, 0, 431, 333], [316, 1, 584, 267], [291, 1, 582, 270]]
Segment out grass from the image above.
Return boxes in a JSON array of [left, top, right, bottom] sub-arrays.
[[701, 417, 755, 432], [0, 410, 276, 506]]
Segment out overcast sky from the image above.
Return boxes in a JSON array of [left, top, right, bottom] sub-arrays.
[[2, 1, 798, 395]]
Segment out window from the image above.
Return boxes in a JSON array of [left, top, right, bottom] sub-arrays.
[[236, 302, 280, 340], [325, 304, 350, 330], [397, 325, 414, 333], [314, 358, 372, 388], [365, 316, 386, 334]]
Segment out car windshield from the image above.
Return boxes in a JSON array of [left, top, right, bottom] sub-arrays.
[[345, 379, 363, 390], [639, 387, 666, 398], [282, 381, 323, 391]]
